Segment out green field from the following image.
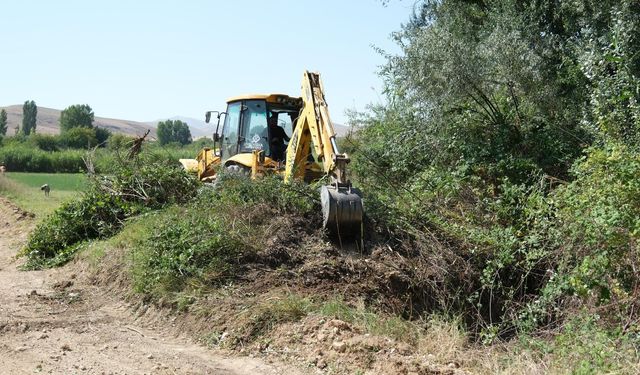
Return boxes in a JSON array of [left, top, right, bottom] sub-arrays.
[[0, 172, 86, 217], [5, 172, 87, 191]]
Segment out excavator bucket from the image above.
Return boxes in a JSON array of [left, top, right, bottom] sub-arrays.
[[320, 185, 364, 248]]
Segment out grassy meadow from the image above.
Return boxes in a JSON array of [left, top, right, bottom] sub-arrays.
[[0, 172, 86, 217]]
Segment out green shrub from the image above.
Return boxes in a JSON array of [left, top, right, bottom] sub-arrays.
[[549, 315, 638, 374], [0, 145, 85, 172], [22, 155, 200, 269], [213, 173, 317, 215], [526, 143, 640, 326], [97, 155, 200, 209], [23, 188, 130, 268], [107, 134, 134, 150], [127, 174, 318, 300], [28, 133, 59, 151], [94, 127, 111, 146], [59, 127, 98, 149], [131, 206, 245, 296]]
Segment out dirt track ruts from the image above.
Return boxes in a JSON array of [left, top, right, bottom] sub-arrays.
[[0, 197, 300, 375]]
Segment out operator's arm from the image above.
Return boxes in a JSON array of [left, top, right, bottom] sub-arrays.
[[279, 127, 290, 142]]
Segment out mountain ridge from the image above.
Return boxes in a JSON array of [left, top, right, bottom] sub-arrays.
[[0, 105, 157, 138], [0, 105, 353, 139]]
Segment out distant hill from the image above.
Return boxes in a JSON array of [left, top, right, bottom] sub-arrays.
[[0, 105, 354, 140], [0, 105, 156, 137]]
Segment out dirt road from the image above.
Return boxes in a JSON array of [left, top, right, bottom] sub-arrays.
[[0, 198, 300, 375]]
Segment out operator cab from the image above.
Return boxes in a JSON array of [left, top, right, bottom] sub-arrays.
[[218, 94, 302, 163]]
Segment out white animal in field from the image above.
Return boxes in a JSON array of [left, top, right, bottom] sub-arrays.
[[41, 184, 50, 197], [0, 165, 5, 175]]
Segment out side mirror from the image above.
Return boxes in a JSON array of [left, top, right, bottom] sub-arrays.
[[205, 111, 212, 124], [213, 133, 220, 142]]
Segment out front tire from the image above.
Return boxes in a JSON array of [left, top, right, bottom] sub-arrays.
[[225, 163, 250, 176]]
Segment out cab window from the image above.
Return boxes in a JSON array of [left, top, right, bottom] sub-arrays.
[[240, 100, 269, 154], [221, 101, 242, 159]]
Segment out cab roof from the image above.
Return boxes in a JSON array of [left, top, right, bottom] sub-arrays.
[[226, 93, 302, 105]]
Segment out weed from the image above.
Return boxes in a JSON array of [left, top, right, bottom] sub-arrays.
[[320, 298, 418, 343], [241, 294, 312, 340]]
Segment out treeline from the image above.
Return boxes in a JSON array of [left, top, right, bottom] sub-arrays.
[[0, 134, 212, 173], [0, 103, 110, 172], [0, 100, 39, 136], [349, 0, 640, 357], [0, 102, 202, 172]]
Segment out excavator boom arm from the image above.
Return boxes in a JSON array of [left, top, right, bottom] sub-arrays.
[[284, 71, 363, 248], [285, 71, 350, 185]]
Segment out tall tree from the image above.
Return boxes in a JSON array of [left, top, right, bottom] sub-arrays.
[[59, 104, 94, 132], [156, 119, 192, 145], [0, 109, 7, 136], [22, 100, 37, 135]]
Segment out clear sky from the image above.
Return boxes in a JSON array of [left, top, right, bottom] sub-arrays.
[[0, 1, 414, 124]]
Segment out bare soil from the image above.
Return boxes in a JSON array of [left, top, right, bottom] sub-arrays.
[[0, 197, 298, 375], [84, 212, 471, 375]]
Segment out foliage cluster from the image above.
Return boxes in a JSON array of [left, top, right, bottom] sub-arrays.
[[0, 133, 213, 173], [347, 0, 640, 349], [22, 154, 199, 269], [156, 119, 192, 145], [129, 174, 317, 298], [21, 100, 37, 135], [59, 104, 95, 132], [0, 143, 86, 173], [0, 109, 7, 136]]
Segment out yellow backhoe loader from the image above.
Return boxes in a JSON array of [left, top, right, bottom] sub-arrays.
[[182, 71, 364, 244]]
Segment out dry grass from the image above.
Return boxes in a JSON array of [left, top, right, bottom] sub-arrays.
[[417, 316, 467, 363], [462, 342, 549, 375]]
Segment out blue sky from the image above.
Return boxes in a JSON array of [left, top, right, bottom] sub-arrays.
[[0, 1, 413, 124]]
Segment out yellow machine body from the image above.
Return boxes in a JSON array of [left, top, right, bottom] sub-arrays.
[[194, 72, 364, 245]]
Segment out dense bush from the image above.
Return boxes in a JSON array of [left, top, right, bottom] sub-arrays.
[[94, 127, 112, 146], [107, 134, 135, 150], [0, 126, 117, 172], [347, 0, 640, 345], [25, 188, 130, 268], [0, 129, 213, 173], [95, 155, 200, 209], [131, 206, 244, 297], [28, 134, 59, 151], [525, 144, 640, 328], [22, 154, 200, 268], [130, 174, 318, 298], [58, 127, 99, 149], [0, 144, 85, 172]]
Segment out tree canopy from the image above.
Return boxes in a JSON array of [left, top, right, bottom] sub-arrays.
[[156, 119, 192, 145], [21, 100, 37, 135], [0, 109, 7, 136], [60, 104, 94, 132], [349, 0, 640, 340]]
